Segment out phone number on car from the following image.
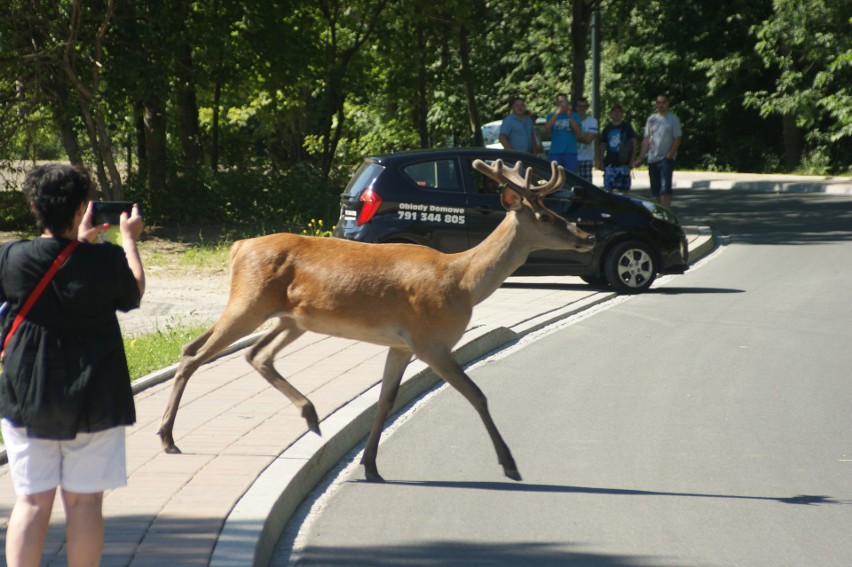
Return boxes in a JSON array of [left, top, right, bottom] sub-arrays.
[[397, 211, 466, 224]]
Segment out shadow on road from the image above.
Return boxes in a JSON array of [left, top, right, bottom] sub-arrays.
[[376, 479, 845, 507], [291, 539, 671, 566], [664, 189, 852, 246], [648, 286, 744, 295]]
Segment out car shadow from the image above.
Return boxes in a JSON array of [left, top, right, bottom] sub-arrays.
[[648, 286, 744, 295], [500, 282, 597, 291], [501, 282, 744, 295]]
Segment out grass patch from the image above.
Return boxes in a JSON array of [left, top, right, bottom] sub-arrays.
[[138, 240, 231, 275], [124, 317, 210, 380]]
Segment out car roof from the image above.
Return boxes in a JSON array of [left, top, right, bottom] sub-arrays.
[[363, 147, 550, 167]]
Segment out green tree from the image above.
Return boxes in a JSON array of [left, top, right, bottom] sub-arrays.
[[746, 0, 852, 171]]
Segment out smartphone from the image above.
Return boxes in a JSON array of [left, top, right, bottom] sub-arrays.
[[92, 201, 133, 245]]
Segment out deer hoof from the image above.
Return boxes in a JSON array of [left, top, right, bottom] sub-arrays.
[[157, 429, 181, 454], [364, 469, 385, 483], [302, 405, 321, 435], [503, 467, 522, 482]]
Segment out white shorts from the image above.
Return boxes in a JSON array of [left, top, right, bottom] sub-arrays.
[[2, 419, 127, 495]]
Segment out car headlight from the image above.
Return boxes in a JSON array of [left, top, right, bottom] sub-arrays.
[[642, 201, 678, 224]]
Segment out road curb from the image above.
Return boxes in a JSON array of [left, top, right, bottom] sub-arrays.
[[209, 325, 519, 567]]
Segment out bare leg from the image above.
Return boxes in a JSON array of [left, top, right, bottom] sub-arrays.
[[245, 319, 319, 433], [660, 193, 672, 207], [361, 347, 412, 482], [420, 350, 521, 481], [6, 489, 56, 567], [61, 490, 104, 567]]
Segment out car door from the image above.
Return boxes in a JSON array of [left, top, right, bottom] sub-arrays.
[[463, 157, 506, 249], [397, 157, 470, 253]]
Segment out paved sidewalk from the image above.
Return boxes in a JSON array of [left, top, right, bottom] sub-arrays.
[[612, 169, 852, 194]]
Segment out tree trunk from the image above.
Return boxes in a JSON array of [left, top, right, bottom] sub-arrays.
[[143, 95, 168, 196], [457, 23, 482, 147], [781, 113, 802, 170], [174, 28, 202, 177], [52, 77, 83, 166], [571, 0, 593, 104], [415, 21, 429, 148]]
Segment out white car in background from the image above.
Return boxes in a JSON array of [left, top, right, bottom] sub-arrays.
[[481, 118, 550, 156]]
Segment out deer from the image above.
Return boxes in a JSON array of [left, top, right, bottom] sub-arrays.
[[157, 159, 594, 482]]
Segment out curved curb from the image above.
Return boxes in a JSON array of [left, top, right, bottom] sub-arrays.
[[209, 326, 519, 567]]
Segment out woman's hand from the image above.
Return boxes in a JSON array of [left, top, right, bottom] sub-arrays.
[[77, 201, 108, 243], [120, 204, 144, 243]]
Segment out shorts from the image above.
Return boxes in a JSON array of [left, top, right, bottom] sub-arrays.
[[604, 165, 632, 191], [648, 158, 675, 196], [577, 160, 593, 183], [2, 419, 127, 495], [547, 152, 578, 173]]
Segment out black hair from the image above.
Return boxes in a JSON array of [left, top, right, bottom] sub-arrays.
[[23, 163, 92, 236]]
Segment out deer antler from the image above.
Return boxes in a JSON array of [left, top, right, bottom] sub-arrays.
[[473, 159, 565, 200]]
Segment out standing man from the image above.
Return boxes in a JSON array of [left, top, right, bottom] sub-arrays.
[[599, 103, 637, 192], [635, 94, 682, 206], [545, 93, 582, 173], [499, 97, 539, 154], [575, 97, 598, 183]]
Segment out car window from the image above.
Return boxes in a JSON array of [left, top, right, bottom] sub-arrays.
[[343, 162, 383, 197], [470, 167, 502, 194], [467, 158, 561, 193], [402, 159, 462, 192]]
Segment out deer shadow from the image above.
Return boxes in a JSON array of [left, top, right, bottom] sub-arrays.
[[371, 479, 844, 507]]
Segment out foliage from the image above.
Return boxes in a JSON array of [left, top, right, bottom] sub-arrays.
[[1, 0, 850, 226], [300, 218, 335, 238], [745, 0, 852, 172], [0, 190, 32, 231]]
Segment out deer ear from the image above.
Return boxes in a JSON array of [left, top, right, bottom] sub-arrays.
[[500, 187, 523, 211]]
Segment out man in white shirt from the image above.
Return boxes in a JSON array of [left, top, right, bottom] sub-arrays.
[[575, 97, 598, 183]]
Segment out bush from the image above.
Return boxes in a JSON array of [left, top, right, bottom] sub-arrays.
[[124, 162, 343, 230], [0, 191, 33, 231]]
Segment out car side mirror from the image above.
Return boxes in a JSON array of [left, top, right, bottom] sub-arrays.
[[570, 186, 588, 200]]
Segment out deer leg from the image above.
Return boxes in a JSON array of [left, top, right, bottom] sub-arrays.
[[361, 347, 412, 483], [244, 318, 319, 433], [420, 350, 522, 482], [157, 308, 267, 453]]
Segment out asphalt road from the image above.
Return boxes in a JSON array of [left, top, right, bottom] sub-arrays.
[[275, 189, 852, 567]]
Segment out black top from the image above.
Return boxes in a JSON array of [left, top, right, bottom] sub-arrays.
[[601, 122, 637, 167], [0, 237, 141, 439]]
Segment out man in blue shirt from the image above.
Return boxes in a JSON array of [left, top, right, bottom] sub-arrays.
[[499, 97, 539, 154], [545, 93, 582, 173]]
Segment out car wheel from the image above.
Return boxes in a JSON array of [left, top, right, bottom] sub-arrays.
[[604, 241, 657, 294], [580, 274, 610, 288]]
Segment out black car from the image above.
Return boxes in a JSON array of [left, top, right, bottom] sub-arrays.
[[332, 148, 688, 293]]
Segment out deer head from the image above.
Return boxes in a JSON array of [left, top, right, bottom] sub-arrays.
[[473, 158, 594, 252]]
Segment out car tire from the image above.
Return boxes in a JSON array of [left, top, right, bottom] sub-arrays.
[[604, 240, 657, 294]]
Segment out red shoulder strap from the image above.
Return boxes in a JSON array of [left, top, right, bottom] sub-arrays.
[[1, 240, 81, 359]]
